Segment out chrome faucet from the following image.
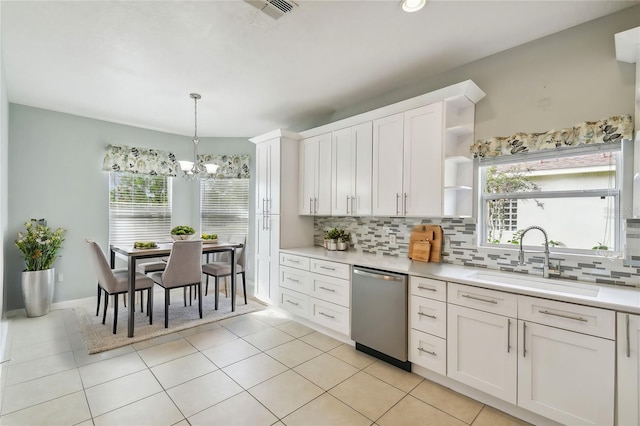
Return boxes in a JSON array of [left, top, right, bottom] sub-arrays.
[[518, 225, 555, 278]]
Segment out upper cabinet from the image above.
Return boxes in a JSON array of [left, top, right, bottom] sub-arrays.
[[299, 133, 332, 215], [298, 80, 485, 218], [256, 138, 280, 215], [372, 103, 444, 217], [332, 122, 373, 216]]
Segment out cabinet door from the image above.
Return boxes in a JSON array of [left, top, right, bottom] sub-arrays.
[[254, 215, 280, 304], [300, 137, 317, 215], [617, 313, 639, 426], [316, 133, 332, 215], [518, 321, 614, 426], [372, 113, 404, 216], [332, 127, 355, 216], [403, 102, 443, 217], [447, 304, 517, 404], [353, 122, 372, 215], [255, 139, 280, 215]]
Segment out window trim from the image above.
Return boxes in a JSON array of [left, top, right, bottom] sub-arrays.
[[475, 140, 634, 255]]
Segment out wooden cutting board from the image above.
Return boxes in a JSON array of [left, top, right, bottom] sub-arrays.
[[408, 224, 443, 263]]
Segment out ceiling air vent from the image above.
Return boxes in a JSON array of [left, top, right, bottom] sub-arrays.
[[245, 0, 298, 20]]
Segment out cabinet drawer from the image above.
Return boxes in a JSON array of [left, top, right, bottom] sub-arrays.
[[410, 276, 446, 302], [310, 259, 350, 279], [280, 266, 311, 293], [410, 296, 446, 338], [518, 295, 615, 340], [310, 297, 350, 335], [279, 253, 310, 270], [279, 288, 309, 319], [448, 282, 517, 318], [409, 329, 446, 376], [310, 274, 350, 308]]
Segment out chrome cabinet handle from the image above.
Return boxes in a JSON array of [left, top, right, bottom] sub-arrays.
[[314, 197, 318, 214], [626, 314, 631, 358], [507, 318, 511, 353], [418, 311, 436, 319], [346, 196, 350, 214], [286, 300, 299, 306], [287, 258, 300, 264], [318, 286, 335, 292], [417, 347, 436, 356], [351, 196, 356, 215], [538, 309, 588, 322], [396, 193, 400, 215], [265, 198, 270, 213], [309, 198, 313, 214], [319, 311, 335, 319], [319, 265, 335, 271], [461, 294, 498, 304], [404, 192, 407, 215], [417, 285, 437, 292], [262, 198, 266, 213], [523, 322, 527, 358], [287, 278, 300, 283]]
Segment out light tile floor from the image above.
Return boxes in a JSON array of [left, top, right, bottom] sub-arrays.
[[0, 304, 531, 426]]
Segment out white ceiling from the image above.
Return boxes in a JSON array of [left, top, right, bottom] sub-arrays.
[[2, 0, 638, 138]]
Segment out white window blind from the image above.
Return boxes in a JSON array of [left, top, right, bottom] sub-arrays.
[[200, 179, 249, 241], [109, 172, 172, 246]]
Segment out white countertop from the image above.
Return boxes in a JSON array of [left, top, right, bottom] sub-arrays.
[[280, 246, 640, 314]]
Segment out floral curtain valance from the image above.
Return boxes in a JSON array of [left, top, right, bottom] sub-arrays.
[[470, 114, 634, 158], [102, 144, 179, 176], [199, 154, 250, 179]]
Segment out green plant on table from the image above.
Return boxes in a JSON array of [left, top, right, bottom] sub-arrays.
[[15, 219, 66, 271], [171, 225, 195, 235]]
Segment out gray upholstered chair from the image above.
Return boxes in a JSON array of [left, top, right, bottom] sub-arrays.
[[86, 240, 154, 334], [149, 240, 203, 328], [202, 234, 247, 310]]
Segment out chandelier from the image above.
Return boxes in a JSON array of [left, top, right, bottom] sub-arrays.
[[178, 93, 218, 180]]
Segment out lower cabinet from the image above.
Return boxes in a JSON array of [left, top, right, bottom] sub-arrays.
[[409, 277, 447, 375], [442, 281, 616, 426], [279, 253, 350, 335], [618, 312, 640, 426]]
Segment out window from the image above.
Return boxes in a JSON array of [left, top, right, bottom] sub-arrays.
[[200, 178, 249, 240], [478, 141, 633, 253], [109, 173, 172, 245]]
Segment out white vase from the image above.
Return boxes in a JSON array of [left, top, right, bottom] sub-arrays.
[[21, 268, 55, 317]]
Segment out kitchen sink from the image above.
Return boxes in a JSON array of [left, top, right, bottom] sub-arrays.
[[465, 271, 600, 297]]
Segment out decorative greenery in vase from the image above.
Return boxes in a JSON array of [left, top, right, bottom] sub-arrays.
[[15, 219, 66, 271]]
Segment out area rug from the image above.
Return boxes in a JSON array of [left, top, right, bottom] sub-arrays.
[[75, 288, 265, 354]]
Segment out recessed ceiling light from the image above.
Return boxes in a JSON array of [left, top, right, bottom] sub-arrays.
[[401, 0, 426, 13]]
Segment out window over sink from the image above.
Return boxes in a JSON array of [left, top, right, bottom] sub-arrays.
[[477, 140, 633, 254]]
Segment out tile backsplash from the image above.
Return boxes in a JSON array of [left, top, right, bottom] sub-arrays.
[[314, 216, 640, 288]]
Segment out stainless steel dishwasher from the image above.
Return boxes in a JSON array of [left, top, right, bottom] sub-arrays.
[[351, 266, 410, 371]]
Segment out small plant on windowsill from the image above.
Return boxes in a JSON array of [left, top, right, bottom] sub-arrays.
[[592, 242, 609, 250]]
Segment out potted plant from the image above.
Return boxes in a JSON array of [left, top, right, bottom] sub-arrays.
[[324, 228, 341, 250], [15, 219, 65, 317], [337, 230, 351, 251]]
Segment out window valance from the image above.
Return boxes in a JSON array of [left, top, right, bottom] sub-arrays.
[[102, 144, 179, 177], [199, 154, 251, 179], [470, 114, 633, 158]]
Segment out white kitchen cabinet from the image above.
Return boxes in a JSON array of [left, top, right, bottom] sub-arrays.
[[617, 312, 639, 426], [300, 133, 331, 215], [447, 303, 517, 404], [255, 215, 280, 303], [250, 130, 313, 305], [372, 103, 444, 216], [518, 320, 615, 426], [256, 138, 280, 215], [331, 122, 373, 216], [278, 253, 350, 335]]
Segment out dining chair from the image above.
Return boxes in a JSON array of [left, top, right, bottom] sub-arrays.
[[202, 234, 247, 310], [148, 240, 203, 328], [86, 240, 154, 334]]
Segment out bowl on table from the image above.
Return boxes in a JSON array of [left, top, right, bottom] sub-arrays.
[[170, 234, 196, 241]]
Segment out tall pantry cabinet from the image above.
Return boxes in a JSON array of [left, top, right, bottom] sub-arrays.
[[250, 130, 313, 304]]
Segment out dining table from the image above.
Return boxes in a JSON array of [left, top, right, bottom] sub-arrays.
[[110, 240, 243, 338]]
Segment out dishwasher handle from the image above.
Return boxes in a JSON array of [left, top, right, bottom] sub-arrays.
[[353, 268, 404, 282]]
